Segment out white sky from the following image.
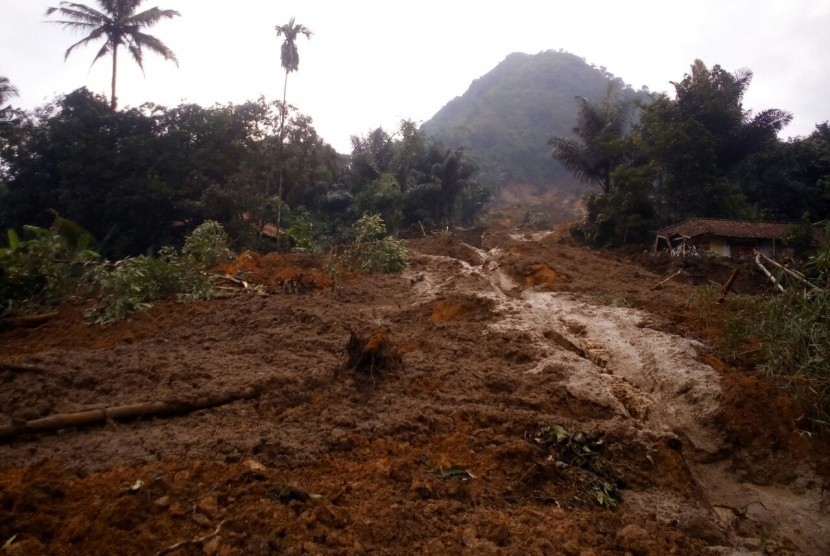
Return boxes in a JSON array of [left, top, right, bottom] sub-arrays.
[[2, 0, 829, 153]]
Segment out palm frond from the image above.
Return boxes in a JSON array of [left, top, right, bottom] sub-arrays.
[[127, 7, 180, 27], [550, 137, 602, 186], [63, 27, 107, 60], [132, 32, 178, 65], [89, 41, 111, 67], [46, 3, 108, 25]]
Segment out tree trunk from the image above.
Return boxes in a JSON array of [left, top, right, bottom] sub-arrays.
[[0, 387, 263, 443], [276, 70, 290, 232], [111, 43, 118, 109]]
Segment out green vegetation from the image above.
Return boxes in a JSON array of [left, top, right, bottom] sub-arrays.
[[0, 223, 99, 316], [0, 90, 482, 261], [1, 219, 229, 323], [552, 59, 830, 247], [349, 214, 408, 274], [688, 235, 830, 428], [533, 424, 620, 509]]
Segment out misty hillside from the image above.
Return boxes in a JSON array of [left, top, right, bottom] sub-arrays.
[[421, 50, 649, 191]]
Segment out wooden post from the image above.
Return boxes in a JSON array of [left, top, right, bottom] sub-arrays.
[[717, 268, 740, 303]]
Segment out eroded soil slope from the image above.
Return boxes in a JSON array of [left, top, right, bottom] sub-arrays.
[[1, 232, 828, 555]]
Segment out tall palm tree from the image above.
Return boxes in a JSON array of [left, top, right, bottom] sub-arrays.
[[0, 76, 21, 129], [549, 86, 631, 195], [273, 17, 312, 229], [275, 17, 312, 124], [46, 0, 180, 109]]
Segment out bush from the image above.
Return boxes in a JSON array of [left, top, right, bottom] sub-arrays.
[[351, 214, 408, 273], [284, 208, 323, 253], [691, 239, 830, 428], [754, 290, 830, 427], [86, 253, 214, 324], [87, 222, 232, 324], [182, 220, 233, 268]]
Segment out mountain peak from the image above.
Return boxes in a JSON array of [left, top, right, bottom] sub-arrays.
[[421, 50, 644, 190]]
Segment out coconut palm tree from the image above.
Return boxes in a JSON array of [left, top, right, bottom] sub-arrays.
[[46, 0, 180, 109], [273, 16, 312, 229], [0, 76, 19, 107], [0, 76, 21, 128]]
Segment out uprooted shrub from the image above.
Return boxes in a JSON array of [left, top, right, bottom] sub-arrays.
[[344, 328, 403, 375], [532, 424, 621, 509]]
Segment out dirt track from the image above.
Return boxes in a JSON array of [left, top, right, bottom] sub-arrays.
[[1, 231, 828, 555]]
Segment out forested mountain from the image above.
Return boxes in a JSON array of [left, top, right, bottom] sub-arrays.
[[421, 50, 649, 191]]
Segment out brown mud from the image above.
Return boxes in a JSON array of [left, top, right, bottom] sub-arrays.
[[1, 230, 828, 555]]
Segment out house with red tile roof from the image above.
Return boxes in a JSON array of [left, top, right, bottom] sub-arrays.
[[654, 218, 790, 259]]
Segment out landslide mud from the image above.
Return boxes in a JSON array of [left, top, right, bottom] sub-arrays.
[[1, 232, 828, 555]]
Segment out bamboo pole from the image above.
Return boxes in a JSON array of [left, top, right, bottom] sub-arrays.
[[755, 253, 785, 293], [753, 250, 824, 292]]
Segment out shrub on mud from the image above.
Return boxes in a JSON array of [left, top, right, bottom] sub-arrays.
[[86, 222, 232, 323], [753, 290, 830, 427], [1, 220, 235, 321], [181, 220, 234, 268], [349, 214, 408, 273], [532, 424, 621, 509], [85, 251, 215, 324]]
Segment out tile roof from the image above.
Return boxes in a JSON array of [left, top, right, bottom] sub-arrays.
[[656, 218, 789, 240]]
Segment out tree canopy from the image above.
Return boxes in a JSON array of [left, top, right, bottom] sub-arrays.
[[551, 59, 828, 247]]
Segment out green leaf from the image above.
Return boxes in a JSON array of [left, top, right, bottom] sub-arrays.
[[6, 229, 20, 251]]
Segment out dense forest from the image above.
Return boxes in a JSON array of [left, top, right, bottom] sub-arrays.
[[547, 59, 830, 247], [0, 90, 487, 259]]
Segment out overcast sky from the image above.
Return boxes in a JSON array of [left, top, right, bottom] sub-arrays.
[[2, 0, 829, 153]]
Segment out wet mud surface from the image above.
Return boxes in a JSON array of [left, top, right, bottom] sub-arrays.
[[1, 231, 828, 555]]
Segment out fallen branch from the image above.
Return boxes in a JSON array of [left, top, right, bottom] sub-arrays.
[[155, 519, 226, 556], [0, 312, 60, 332], [651, 268, 683, 290], [0, 386, 263, 443]]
